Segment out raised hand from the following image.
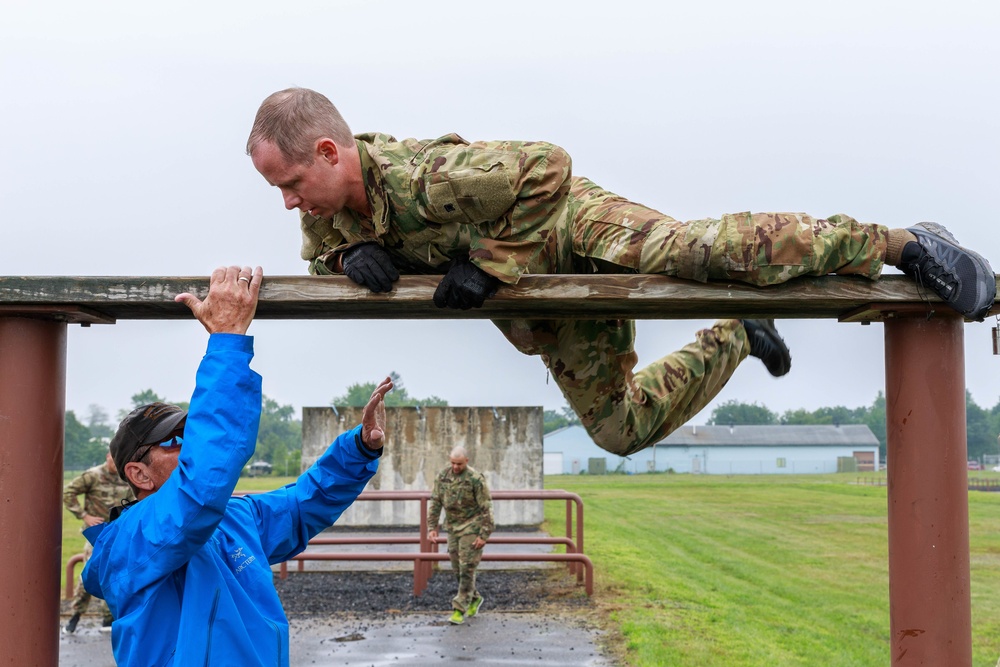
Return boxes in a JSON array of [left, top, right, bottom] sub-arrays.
[[175, 265, 263, 334]]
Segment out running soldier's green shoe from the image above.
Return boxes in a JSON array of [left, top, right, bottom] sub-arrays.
[[448, 609, 465, 625], [467, 595, 484, 617]]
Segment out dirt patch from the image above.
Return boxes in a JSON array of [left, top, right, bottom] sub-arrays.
[[274, 568, 592, 615]]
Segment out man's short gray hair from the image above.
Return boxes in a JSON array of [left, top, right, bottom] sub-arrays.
[[246, 87, 354, 164], [450, 445, 468, 459]]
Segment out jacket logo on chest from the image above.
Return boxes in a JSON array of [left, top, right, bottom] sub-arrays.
[[230, 546, 256, 574]]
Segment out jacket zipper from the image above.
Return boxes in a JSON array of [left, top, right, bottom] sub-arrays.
[[203, 589, 221, 667]]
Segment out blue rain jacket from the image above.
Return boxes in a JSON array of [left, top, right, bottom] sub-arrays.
[[82, 334, 380, 666]]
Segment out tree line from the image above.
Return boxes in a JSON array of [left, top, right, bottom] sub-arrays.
[[67, 379, 999, 471], [64, 389, 302, 474], [64, 372, 445, 473], [705, 391, 1000, 462]]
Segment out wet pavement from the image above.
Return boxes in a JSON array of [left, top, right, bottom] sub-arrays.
[[59, 530, 615, 665], [59, 610, 613, 666]]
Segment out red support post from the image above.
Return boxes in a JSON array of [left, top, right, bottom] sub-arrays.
[[885, 315, 971, 666], [0, 318, 67, 667]]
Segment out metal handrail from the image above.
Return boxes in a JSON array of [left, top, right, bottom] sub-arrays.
[[66, 489, 588, 599]]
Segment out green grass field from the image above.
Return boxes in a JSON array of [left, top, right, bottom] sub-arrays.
[[542, 472, 1000, 666], [62, 472, 1000, 665]]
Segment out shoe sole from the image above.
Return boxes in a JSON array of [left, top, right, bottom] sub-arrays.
[[746, 319, 791, 377], [909, 222, 996, 320]]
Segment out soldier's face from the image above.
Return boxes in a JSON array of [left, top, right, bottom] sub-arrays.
[[251, 139, 346, 219], [450, 456, 468, 475]]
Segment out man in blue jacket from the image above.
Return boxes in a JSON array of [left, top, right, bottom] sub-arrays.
[[82, 264, 393, 667]]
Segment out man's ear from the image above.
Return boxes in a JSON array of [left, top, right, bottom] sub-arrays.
[[315, 138, 340, 166], [124, 461, 155, 493]]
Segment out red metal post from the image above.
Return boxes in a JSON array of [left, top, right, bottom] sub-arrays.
[[65, 552, 86, 599], [0, 318, 67, 667], [885, 315, 971, 666]]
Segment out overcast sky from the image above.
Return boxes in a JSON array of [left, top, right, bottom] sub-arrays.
[[2, 0, 998, 427]]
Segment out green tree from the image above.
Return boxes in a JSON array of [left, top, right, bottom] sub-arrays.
[[252, 395, 303, 475], [966, 391, 993, 463], [330, 372, 448, 408], [544, 405, 581, 433], [861, 392, 887, 459], [86, 404, 115, 441], [117, 389, 168, 420], [64, 410, 106, 470], [781, 405, 866, 426], [707, 400, 778, 425]]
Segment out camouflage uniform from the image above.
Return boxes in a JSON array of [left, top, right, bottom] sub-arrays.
[[63, 462, 134, 620], [302, 134, 889, 455], [428, 464, 494, 613]]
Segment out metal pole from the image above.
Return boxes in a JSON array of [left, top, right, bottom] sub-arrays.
[[885, 315, 971, 666], [0, 317, 67, 667]]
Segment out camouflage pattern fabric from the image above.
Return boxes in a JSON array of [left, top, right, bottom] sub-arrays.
[[447, 532, 484, 613], [300, 133, 890, 455], [63, 463, 133, 522], [428, 465, 494, 612], [64, 463, 133, 620], [428, 465, 494, 539]]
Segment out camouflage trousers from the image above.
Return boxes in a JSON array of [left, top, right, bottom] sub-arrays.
[[70, 542, 112, 621], [495, 186, 890, 456], [447, 531, 483, 613]]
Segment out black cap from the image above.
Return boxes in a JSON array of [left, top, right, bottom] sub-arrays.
[[110, 402, 187, 480]]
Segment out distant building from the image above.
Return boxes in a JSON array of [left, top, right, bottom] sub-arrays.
[[544, 424, 880, 475]]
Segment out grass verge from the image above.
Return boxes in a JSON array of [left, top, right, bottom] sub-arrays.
[[542, 472, 1000, 666]]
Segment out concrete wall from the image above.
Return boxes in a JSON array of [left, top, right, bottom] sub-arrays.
[[303, 406, 544, 526]]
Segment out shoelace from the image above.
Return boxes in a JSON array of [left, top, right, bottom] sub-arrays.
[[911, 253, 958, 298]]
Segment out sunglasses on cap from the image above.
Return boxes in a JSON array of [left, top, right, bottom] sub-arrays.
[[132, 434, 184, 464]]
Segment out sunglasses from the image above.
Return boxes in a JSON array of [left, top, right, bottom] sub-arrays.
[[133, 434, 184, 463]]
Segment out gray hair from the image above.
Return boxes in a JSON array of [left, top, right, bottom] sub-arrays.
[[449, 445, 468, 459], [246, 87, 354, 163]]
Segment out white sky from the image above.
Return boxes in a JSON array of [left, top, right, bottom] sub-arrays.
[[2, 0, 998, 424]]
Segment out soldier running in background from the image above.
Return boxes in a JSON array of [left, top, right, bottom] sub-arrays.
[[62, 450, 134, 634], [428, 446, 495, 625]]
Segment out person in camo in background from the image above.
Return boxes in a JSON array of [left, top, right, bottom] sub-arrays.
[[62, 449, 134, 634], [247, 87, 996, 459], [427, 446, 494, 625]]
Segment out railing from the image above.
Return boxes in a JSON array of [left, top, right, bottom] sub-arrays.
[[275, 489, 589, 596], [64, 553, 86, 600], [65, 489, 589, 598]]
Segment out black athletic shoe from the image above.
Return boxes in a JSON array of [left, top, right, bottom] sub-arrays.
[[743, 319, 791, 377], [63, 613, 81, 634], [100, 617, 113, 633], [898, 222, 996, 321]]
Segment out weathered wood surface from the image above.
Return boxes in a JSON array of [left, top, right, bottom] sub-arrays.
[[0, 274, 996, 324]]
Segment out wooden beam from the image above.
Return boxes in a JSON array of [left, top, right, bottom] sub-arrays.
[[1, 274, 997, 323]]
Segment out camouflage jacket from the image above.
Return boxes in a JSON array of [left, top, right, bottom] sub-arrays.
[[428, 465, 494, 539], [63, 463, 134, 522], [300, 132, 582, 284]]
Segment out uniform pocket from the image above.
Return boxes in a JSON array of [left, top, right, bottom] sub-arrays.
[[422, 153, 518, 224]]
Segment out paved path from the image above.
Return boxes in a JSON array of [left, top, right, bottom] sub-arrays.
[[59, 610, 614, 666], [60, 530, 614, 665]]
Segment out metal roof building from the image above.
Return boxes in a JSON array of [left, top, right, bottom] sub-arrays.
[[544, 424, 880, 475]]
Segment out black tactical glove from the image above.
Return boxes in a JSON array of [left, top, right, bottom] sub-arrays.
[[433, 258, 501, 310], [341, 242, 399, 293]]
